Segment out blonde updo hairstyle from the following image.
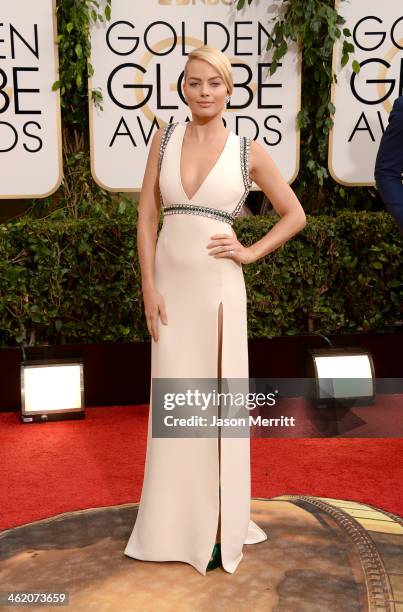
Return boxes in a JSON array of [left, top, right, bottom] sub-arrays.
[[183, 45, 233, 97]]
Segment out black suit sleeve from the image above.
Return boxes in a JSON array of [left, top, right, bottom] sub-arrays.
[[374, 96, 403, 234]]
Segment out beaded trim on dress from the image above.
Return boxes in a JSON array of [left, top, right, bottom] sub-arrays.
[[158, 122, 252, 225], [163, 204, 236, 225]]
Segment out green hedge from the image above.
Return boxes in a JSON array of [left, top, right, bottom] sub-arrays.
[[0, 211, 402, 347]]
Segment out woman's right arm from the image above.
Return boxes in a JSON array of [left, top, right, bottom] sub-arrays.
[[137, 127, 168, 342]]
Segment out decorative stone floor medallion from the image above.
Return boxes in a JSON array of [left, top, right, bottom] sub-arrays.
[[0, 497, 402, 611]]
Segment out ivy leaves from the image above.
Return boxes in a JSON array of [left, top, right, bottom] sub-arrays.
[[52, 0, 112, 120], [234, 0, 368, 214], [236, 0, 254, 9]]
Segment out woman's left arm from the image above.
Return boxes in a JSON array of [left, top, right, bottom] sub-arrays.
[[207, 138, 306, 264], [245, 138, 307, 263]]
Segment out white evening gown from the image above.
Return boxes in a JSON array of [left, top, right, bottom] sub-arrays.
[[124, 121, 267, 575]]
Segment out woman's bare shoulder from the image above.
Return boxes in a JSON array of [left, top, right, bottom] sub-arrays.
[[152, 125, 165, 148], [144, 126, 166, 170], [248, 137, 273, 175], [150, 122, 179, 154]]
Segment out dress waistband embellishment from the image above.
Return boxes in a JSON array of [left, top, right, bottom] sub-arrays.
[[163, 204, 235, 225]]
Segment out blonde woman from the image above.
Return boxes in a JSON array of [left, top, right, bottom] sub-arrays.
[[124, 45, 306, 575]]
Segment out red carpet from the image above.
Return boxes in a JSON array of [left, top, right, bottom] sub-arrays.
[[0, 405, 402, 531]]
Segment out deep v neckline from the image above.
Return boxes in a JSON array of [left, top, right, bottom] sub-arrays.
[[178, 122, 231, 202]]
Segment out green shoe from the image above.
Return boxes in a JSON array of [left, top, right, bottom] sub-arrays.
[[207, 543, 222, 571]]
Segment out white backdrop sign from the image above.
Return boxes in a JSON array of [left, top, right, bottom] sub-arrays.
[[0, 0, 62, 199], [329, 0, 403, 186], [89, 0, 301, 192]]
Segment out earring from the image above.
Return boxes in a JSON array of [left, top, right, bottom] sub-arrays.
[[226, 95, 230, 104]]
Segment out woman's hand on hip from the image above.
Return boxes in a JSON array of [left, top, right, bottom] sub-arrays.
[[142, 286, 168, 342], [206, 229, 256, 265]]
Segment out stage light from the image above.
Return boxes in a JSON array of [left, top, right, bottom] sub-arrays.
[[307, 347, 375, 407], [20, 358, 85, 423]]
